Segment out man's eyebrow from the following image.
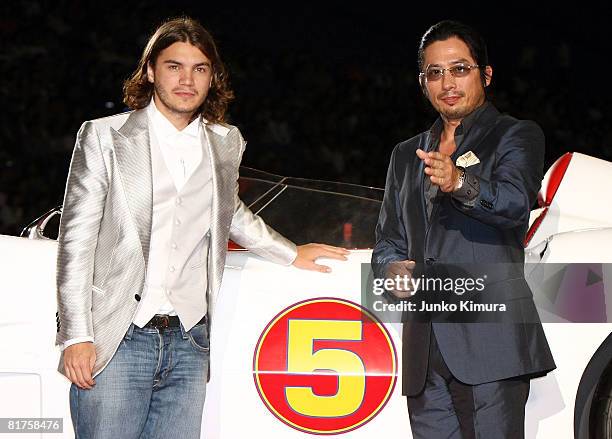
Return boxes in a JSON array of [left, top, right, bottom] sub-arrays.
[[450, 58, 473, 64], [427, 58, 473, 67], [163, 59, 212, 67]]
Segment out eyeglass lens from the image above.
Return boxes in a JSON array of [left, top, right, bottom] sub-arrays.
[[425, 65, 475, 81]]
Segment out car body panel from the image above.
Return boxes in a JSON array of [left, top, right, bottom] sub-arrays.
[[2, 154, 612, 438]]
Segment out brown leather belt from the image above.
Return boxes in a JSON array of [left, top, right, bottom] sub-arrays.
[[144, 314, 207, 330]]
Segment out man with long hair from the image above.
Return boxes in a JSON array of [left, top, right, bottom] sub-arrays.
[[372, 20, 556, 438], [56, 16, 348, 438]]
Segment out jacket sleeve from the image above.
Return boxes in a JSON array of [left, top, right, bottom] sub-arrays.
[[228, 130, 297, 265], [451, 120, 545, 229], [55, 121, 109, 346], [372, 145, 409, 277]]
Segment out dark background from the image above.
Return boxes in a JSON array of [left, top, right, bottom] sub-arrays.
[[2, 1, 611, 235]]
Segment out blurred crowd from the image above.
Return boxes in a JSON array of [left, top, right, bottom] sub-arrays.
[[1, 2, 611, 235]]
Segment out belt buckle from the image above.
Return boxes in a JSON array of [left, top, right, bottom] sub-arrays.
[[152, 315, 169, 330], [158, 315, 169, 329]]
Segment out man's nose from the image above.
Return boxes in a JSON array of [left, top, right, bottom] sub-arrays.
[[441, 70, 456, 90], [180, 69, 194, 85]]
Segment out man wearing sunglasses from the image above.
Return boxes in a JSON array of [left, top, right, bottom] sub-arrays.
[[373, 20, 555, 438]]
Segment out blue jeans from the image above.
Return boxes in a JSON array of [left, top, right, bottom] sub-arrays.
[[70, 321, 210, 439]]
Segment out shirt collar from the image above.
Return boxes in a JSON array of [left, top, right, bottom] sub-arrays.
[[429, 101, 492, 139], [147, 99, 201, 139]]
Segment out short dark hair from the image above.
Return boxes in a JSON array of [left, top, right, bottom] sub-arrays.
[[123, 16, 234, 124], [418, 20, 490, 86]]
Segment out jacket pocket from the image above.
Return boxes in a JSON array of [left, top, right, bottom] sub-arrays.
[[191, 261, 206, 270], [91, 285, 105, 312]]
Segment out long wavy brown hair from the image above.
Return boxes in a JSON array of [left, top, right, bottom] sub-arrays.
[[123, 17, 234, 124]]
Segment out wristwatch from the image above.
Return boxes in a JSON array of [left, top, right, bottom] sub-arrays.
[[454, 166, 466, 191]]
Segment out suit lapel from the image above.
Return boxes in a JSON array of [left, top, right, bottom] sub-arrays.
[[112, 109, 153, 266], [419, 129, 433, 224], [452, 104, 500, 161]]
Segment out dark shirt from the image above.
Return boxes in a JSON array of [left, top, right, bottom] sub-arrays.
[[424, 102, 490, 220]]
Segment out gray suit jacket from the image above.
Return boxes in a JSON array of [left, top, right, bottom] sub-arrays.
[[56, 108, 297, 377]]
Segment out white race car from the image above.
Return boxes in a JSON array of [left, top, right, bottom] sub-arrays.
[[0, 155, 610, 438]]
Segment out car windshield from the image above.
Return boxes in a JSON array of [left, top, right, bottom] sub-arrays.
[[238, 167, 383, 248], [20, 167, 384, 248]]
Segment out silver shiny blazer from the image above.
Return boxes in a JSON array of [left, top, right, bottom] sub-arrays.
[[55, 108, 297, 377]]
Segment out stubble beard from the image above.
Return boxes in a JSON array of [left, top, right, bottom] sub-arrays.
[[434, 88, 486, 121], [439, 104, 473, 121], [154, 83, 203, 117]]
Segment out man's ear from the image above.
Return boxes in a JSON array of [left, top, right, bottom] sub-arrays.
[[146, 62, 154, 83], [484, 65, 493, 87]]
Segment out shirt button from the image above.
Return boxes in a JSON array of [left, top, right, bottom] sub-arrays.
[[175, 218, 181, 226], [175, 197, 183, 206], [169, 266, 175, 272], [134, 294, 141, 302], [171, 243, 178, 250], [167, 290, 172, 296]]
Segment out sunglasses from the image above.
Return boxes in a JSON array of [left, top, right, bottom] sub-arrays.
[[420, 64, 483, 82]]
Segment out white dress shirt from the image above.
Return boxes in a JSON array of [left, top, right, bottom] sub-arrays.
[[149, 100, 203, 193]]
